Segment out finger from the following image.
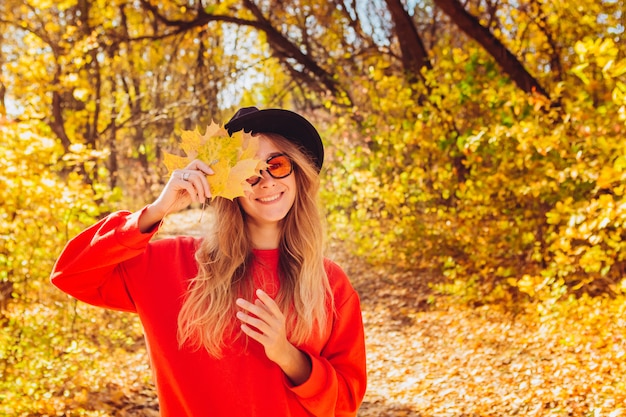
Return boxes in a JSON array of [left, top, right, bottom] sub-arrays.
[[236, 311, 270, 334], [174, 169, 209, 202], [173, 169, 186, 181], [240, 323, 265, 343], [185, 173, 209, 201], [255, 289, 283, 317], [174, 175, 204, 205], [254, 299, 269, 314], [196, 172, 212, 200], [179, 181, 201, 204], [184, 167, 212, 200], [236, 298, 270, 320], [186, 159, 215, 175]]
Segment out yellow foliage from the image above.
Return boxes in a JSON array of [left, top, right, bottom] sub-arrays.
[[0, 120, 130, 415]]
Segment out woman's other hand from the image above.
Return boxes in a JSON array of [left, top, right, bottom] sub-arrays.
[[236, 289, 313, 386]]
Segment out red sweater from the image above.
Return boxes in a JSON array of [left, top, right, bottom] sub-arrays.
[[50, 208, 367, 416]]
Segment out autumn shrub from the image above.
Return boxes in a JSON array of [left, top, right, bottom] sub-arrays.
[[0, 120, 148, 415], [324, 38, 626, 305]]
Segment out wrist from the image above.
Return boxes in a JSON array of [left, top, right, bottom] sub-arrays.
[[277, 344, 312, 386], [138, 203, 166, 233]]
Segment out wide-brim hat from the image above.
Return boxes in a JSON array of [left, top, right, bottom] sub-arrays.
[[224, 106, 324, 172]]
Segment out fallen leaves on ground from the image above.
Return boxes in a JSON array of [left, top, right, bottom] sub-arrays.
[[337, 239, 626, 417]]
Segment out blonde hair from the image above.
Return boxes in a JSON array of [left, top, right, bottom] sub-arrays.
[[177, 133, 332, 357]]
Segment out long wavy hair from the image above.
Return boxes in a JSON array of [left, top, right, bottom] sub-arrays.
[[177, 133, 332, 357]]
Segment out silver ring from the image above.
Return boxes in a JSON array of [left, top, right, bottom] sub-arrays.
[[182, 172, 190, 181]]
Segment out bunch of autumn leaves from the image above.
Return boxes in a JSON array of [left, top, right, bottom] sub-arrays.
[[163, 122, 267, 200]]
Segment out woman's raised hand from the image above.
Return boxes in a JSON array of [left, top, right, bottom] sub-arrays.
[[139, 159, 214, 232]]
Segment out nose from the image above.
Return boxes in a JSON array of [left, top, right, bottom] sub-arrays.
[[257, 170, 276, 187]]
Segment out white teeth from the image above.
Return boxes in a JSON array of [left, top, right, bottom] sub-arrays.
[[258, 194, 281, 203]]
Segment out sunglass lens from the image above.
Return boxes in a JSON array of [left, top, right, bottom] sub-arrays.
[[267, 155, 292, 178], [245, 155, 293, 186]]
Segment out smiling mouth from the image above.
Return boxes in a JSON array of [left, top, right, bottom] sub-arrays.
[[257, 193, 282, 203]]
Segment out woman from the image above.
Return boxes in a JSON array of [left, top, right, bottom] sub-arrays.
[[50, 107, 367, 416]]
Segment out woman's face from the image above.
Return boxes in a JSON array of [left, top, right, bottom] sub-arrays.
[[238, 135, 297, 228]]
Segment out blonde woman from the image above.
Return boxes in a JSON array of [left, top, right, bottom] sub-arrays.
[[51, 107, 367, 416]]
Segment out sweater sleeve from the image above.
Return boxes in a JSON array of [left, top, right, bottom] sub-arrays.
[[50, 207, 158, 312], [287, 265, 367, 416]]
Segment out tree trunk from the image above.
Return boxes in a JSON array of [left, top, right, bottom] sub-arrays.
[[384, 0, 432, 80], [50, 88, 72, 152]]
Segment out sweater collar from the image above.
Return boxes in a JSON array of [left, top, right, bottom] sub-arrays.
[[251, 248, 280, 269]]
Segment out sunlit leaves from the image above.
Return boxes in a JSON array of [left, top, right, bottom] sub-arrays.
[[0, 119, 109, 415], [35, 0, 78, 10], [326, 16, 626, 307]]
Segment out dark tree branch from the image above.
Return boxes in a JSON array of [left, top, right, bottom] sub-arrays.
[[433, 0, 550, 99], [137, 0, 342, 98], [241, 0, 341, 96]]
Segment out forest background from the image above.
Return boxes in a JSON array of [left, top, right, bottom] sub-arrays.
[[1, 0, 626, 415]]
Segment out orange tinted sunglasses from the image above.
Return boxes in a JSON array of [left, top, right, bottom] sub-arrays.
[[246, 154, 294, 186]]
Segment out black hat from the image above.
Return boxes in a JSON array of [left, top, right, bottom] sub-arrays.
[[224, 106, 324, 171]]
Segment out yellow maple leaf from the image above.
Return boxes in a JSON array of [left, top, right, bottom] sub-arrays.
[[163, 121, 265, 200], [162, 152, 189, 175], [222, 158, 264, 200], [205, 158, 231, 197]]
